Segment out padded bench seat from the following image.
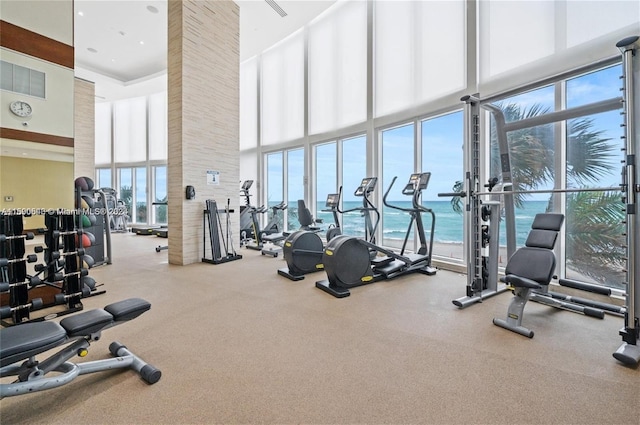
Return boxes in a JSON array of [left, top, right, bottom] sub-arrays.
[[0, 321, 67, 367], [104, 298, 151, 321], [60, 309, 113, 338]]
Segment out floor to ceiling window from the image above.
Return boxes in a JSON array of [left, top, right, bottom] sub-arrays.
[[381, 123, 415, 249], [340, 135, 367, 238], [95, 168, 112, 189], [117, 168, 133, 222], [234, 0, 638, 280], [286, 148, 304, 231], [421, 111, 464, 260], [265, 151, 284, 231], [94, 93, 168, 226], [135, 167, 147, 223], [314, 142, 337, 233], [152, 165, 167, 225], [564, 65, 625, 289]]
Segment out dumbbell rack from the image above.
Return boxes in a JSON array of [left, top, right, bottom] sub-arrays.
[[44, 212, 87, 312], [0, 213, 42, 325], [0, 211, 105, 327]]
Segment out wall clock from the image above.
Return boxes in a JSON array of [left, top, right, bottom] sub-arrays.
[[9, 100, 33, 117]]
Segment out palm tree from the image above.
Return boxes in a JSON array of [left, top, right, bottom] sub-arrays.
[[565, 191, 625, 286]]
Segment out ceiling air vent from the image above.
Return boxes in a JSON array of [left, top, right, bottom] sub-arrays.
[[265, 0, 287, 17]]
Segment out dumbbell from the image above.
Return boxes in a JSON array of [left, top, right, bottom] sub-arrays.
[[0, 281, 29, 292], [0, 298, 44, 319], [54, 287, 91, 304], [62, 248, 86, 257], [0, 232, 35, 242], [50, 268, 89, 282], [56, 248, 88, 267], [50, 229, 80, 238], [0, 255, 38, 267], [33, 263, 53, 273], [33, 245, 60, 260]]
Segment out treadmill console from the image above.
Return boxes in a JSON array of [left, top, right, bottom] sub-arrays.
[[403, 172, 431, 195], [354, 177, 378, 197]]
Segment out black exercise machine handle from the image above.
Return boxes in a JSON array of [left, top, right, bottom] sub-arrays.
[[437, 192, 467, 198]]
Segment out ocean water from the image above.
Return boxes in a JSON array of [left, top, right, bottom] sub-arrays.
[[280, 200, 549, 247]]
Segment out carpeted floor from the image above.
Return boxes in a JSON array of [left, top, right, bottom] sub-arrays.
[[1, 232, 638, 424]]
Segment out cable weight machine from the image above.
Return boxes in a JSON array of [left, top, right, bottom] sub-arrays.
[[442, 36, 639, 366]]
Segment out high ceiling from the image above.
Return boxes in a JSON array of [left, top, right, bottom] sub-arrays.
[[3, 1, 335, 161], [74, 0, 336, 84]]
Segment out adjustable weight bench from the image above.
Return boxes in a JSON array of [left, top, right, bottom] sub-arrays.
[[493, 214, 564, 338], [492, 213, 604, 338], [0, 298, 161, 398]]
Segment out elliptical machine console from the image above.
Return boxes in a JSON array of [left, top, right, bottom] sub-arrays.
[[324, 192, 342, 242]]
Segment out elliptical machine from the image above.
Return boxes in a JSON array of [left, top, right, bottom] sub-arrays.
[[278, 178, 378, 281], [316, 172, 437, 298], [239, 180, 256, 243], [260, 202, 289, 257], [277, 199, 324, 281], [239, 180, 285, 250]]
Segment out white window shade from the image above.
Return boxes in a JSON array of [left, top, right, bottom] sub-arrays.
[[308, 0, 367, 135], [479, 0, 640, 97], [374, 0, 465, 118], [240, 57, 258, 150], [148, 92, 167, 161], [113, 97, 147, 163], [94, 102, 111, 164], [261, 30, 304, 145]]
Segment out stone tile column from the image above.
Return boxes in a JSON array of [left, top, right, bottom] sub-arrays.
[[168, 0, 240, 265]]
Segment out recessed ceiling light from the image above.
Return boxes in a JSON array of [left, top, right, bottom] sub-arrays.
[[78, 11, 84, 16], [111, 59, 116, 62], [139, 41, 145, 45], [147, 5, 159, 14], [87, 47, 98, 53]]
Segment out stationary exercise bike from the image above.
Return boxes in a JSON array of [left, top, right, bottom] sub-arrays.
[[316, 172, 437, 298]]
